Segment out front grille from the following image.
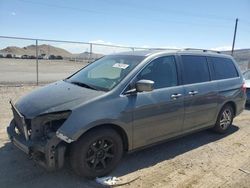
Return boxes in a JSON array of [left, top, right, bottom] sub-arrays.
[[10, 101, 29, 140]]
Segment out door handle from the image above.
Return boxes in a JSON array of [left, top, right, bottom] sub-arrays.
[[171, 93, 182, 99], [188, 91, 198, 95]]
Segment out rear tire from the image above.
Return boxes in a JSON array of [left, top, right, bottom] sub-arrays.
[[70, 128, 123, 179], [213, 105, 234, 134]]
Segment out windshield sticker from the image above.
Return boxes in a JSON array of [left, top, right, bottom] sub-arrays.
[[112, 63, 129, 69]]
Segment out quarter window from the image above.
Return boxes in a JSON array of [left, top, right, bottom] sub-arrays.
[[209, 57, 238, 80], [181, 55, 210, 84], [137, 56, 178, 89]]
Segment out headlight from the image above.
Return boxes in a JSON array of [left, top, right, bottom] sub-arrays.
[[31, 111, 71, 139]]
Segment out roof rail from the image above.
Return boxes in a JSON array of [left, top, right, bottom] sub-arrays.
[[182, 48, 221, 54]]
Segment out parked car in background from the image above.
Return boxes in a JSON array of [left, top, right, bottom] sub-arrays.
[[6, 54, 13, 58], [243, 70, 250, 104], [7, 49, 246, 178], [56, 55, 63, 60], [49, 54, 56, 60], [21, 55, 29, 59]]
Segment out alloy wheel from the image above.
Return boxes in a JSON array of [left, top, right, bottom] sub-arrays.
[[219, 109, 232, 130], [85, 138, 115, 171]]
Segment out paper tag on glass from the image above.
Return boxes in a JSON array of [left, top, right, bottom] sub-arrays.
[[112, 63, 129, 69]]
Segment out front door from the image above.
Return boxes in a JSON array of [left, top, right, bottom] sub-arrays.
[[130, 56, 185, 148]]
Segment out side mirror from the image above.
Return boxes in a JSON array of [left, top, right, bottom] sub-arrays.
[[136, 79, 154, 92], [124, 80, 154, 95]]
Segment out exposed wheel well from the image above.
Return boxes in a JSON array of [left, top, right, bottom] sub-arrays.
[[79, 124, 129, 152]]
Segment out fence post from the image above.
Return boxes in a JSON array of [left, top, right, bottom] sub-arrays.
[[89, 43, 92, 63], [36, 40, 38, 85]]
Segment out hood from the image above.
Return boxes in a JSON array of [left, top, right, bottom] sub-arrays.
[[245, 80, 250, 88], [15, 80, 105, 118]]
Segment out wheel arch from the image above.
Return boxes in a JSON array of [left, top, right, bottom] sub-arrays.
[[76, 124, 129, 152], [222, 101, 236, 116]]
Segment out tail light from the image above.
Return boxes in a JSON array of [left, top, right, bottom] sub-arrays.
[[242, 82, 247, 93]]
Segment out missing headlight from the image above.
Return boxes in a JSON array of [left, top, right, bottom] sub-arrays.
[[30, 111, 71, 140]]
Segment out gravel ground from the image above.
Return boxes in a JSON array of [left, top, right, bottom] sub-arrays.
[[0, 86, 250, 188]]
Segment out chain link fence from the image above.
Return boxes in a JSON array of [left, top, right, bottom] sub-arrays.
[[1, 36, 249, 85], [0, 36, 165, 85]]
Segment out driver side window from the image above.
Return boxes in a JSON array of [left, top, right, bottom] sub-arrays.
[[137, 56, 178, 89]]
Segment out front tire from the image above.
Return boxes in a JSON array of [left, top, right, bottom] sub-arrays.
[[213, 105, 234, 134], [70, 128, 123, 179]]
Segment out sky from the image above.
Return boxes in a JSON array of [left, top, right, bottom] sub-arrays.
[[0, 0, 250, 53]]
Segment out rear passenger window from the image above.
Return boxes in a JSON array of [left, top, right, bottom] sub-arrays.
[[209, 57, 238, 80], [181, 55, 210, 84]]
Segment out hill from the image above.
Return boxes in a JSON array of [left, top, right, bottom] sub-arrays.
[[0, 44, 73, 57], [223, 49, 250, 62], [77, 51, 103, 59], [0, 44, 105, 60], [222, 49, 250, 70], [1, 45, 249, 64]]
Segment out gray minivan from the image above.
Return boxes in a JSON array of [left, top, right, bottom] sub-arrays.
[[7, 49, 246, 178]]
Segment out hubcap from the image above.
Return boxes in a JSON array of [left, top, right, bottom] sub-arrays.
[[219, 109, 232, 130], [85, 138, 115, 171]]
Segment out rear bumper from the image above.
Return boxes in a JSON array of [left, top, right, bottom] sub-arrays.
[[7, 120, 66, 170]]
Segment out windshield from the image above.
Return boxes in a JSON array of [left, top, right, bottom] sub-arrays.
[[67, 55, 145, 91]]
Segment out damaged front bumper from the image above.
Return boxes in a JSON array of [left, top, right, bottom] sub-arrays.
[[7, 120, 66, 170]]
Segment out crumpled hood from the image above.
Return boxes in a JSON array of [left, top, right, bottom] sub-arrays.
[[15, 80, 105, 118]]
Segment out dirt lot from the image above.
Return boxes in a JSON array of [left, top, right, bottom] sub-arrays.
[[0, 59, 85, 85], [0, 86, 250, 188]]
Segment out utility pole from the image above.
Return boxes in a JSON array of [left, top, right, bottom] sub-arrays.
[[231, 18, 238, 56], [36, 40, 39, 85]]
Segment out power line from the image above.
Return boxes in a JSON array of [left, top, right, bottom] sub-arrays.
[[19, 0, 105, 15], [102, 0, 236, 22], [18, 0, 234, 29]]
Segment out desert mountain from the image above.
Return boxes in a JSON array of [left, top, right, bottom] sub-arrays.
[[77, 51, 103, 59], [1, 45, 249, 62], [223, 49, 250, 70], [222, 49, 250, 62], [0, 44, 73, 57], [0, 44, 103, 58]]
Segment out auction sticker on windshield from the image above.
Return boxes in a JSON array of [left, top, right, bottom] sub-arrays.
[[112, 63, 129, 69]]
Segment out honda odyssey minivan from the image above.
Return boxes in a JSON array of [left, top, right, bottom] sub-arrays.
[[7, 49, 246, 178]]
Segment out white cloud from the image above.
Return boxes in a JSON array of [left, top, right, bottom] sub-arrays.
[[11, 12, 16, 16], [159, 46, 180, 50], [54, 43, 90, 54], [210, 46, 232, 51], [89, 40, 115, 46], [88, 40, 132, 54]]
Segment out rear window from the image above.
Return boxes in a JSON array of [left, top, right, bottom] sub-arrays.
[[209, 57, 238, 80], [181, 55, 210, 84]]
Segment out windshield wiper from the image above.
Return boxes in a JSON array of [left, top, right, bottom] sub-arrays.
[[70, 81, 100, 91]]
